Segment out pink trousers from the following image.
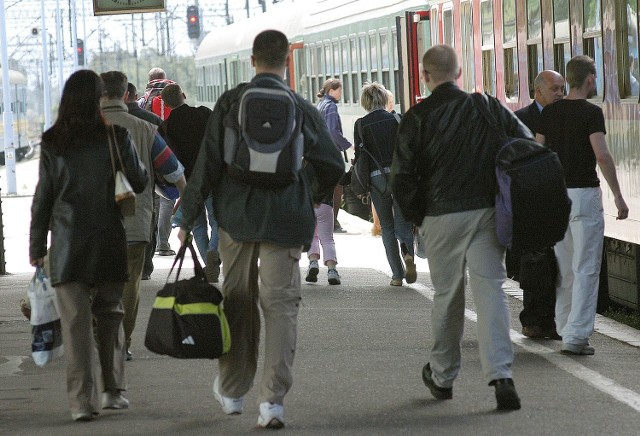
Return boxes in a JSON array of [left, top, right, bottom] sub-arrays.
[[308, 203, 337, 264]]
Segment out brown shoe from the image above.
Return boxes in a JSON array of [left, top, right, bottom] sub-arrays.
[[522, 326, 544, 338], [205, 251, 221, 283]]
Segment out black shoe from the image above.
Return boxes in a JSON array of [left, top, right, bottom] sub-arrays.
[[141, 274, 151, 281], [126, 350, 133, 361], [421, 363, 452, 400], [540, 328, 562, 340], [491, 378, 521, 410]]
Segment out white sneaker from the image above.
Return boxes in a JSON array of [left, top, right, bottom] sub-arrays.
[[257, 402, 285, 429], [101, 391, 129, 409], [213, 376, 243, 415]]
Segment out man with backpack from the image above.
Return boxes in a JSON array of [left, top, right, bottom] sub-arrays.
[[513, 70, 566, 340], [138, 67, 175, 121], [176, 30, 344, 429], [536, 56, 628, 356], [391, 45, 532, 411], [138, 68, 178, 258]]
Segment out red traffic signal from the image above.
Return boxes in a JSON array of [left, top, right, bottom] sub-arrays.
[[187, 6, 200, 39], [77, 39, 85, 66]]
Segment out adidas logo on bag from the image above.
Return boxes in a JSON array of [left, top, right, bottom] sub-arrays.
[[181, 336, 195, 345]]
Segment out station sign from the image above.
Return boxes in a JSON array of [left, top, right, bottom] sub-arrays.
[[93, 0, 166, 16]]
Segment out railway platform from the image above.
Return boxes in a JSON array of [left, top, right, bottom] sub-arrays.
[[1, 191, 640, 435]]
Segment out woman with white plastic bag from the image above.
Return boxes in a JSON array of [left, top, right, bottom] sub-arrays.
[[28, 265, 63, 366], [29, 70, 147, 422]]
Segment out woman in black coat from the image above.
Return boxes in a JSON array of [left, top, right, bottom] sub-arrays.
[[353, 82, 416, 286], [29, 70, 147, 421]]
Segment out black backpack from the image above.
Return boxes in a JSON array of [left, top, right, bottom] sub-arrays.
[[223, 76, 303, 188], [472, 93, 571, 255]]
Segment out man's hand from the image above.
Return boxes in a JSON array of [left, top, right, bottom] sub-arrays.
[[615, 196, 629, 220]]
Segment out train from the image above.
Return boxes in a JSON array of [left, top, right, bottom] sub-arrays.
[[0, 69, 36, 165], [195, 0, 640, 310]]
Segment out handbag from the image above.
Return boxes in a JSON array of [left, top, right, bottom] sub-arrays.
[[28, 266, 64, 367], [107, 126, 136, 216], [144, 241, 231, 359]]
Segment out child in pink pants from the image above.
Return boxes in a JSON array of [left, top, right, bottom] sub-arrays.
[[305, 203, 341, 285]]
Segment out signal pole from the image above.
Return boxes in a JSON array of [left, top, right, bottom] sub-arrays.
[[0, 0, 18, 197]]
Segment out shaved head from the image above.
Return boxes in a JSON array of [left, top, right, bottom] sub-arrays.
[[422, 45, 460, 83]]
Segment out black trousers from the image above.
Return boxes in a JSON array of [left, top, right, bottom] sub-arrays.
[[518, 246, 557, 330]]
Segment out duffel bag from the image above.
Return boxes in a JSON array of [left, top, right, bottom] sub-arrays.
[[144, 241, 231, 359]]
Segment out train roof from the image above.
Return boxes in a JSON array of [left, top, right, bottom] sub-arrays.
[[0, 69, 27, 85], [196, 0, 429, 63], [195, 1, 307, 63]]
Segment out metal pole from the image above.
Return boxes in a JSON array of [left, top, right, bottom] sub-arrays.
[[56, 0, 65, 98], [41, 0, 52, 130], [0, 0, 18, 196], [71, 0, 79, 69]]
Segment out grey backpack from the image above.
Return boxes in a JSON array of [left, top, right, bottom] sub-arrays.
[[223, 76, 303, 188]]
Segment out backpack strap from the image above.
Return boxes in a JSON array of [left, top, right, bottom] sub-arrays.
[[471, 93, 508, 142]]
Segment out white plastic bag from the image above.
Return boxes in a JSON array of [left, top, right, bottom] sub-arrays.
[[28, 266, 64, 366]]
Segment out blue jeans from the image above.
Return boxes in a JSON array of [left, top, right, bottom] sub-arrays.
[[192, 195, 219, 260], [369, 174, 414, 280]]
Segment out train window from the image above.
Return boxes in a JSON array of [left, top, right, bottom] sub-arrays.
[[325, 44, 332, 76], [583, 0, 604, 98], [341, 39, 350, 104], [503, 0, 519, 100], [527, 0, 543, 98], [360, 35, 368, 91], [333, 41, 340, 76], [461, 1, 475, 92], [553, 0, 570, 79], [370, 33, 379, 83], [616, 1, 639, 99], [443, 3, 454, 47], [380, 31, 390, 90], [350, 37, 359, 102], [392, 28, 400, 105], [481, 0, 496, 96], [431, 7, 439, 45]]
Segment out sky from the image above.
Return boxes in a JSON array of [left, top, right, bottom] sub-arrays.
[[4, 0, 282, 70]]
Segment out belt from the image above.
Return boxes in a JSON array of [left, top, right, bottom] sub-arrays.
[[370, 166, 391, 177]]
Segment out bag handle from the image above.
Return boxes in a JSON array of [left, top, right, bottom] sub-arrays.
[[166, 239, 208, 284], [106, 125, 126, 178]]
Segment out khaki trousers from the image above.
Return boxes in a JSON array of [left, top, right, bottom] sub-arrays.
[[122, 242, 146, 349], [217, 229, 302, 405], [420, 208, 514, 386], [55, 281, 126, 414]]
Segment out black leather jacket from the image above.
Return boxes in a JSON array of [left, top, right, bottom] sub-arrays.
[[30, 125, 148, 286], [391, 83, 533, 225]]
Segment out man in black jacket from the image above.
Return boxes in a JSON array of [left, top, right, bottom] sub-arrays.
[[176, 30, 344, 428], [159, 84, 219, 282], [514, 70, 565, 340], [392, 45, 532, 411]]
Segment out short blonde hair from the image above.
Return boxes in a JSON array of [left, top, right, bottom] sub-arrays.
[[360, 82, 388, 112]]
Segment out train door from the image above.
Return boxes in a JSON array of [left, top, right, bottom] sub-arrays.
[[396, 10, 430, 111], [287, 42, 304, 94]]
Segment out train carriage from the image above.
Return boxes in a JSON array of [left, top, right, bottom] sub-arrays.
[[195, 0, 640, 310], [0, 69, 33, 165]]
